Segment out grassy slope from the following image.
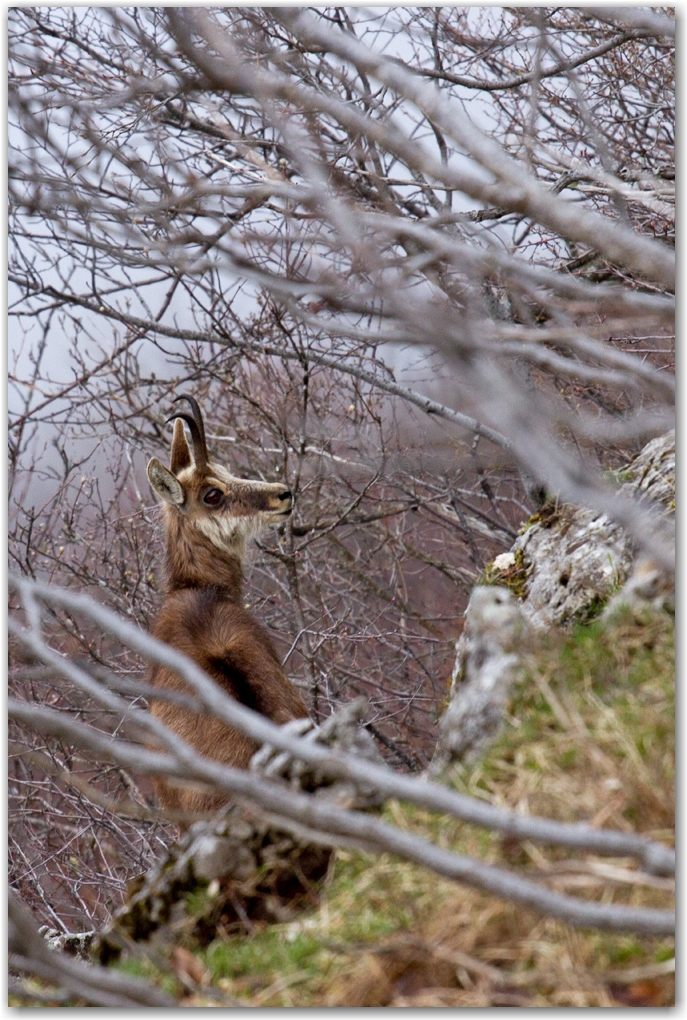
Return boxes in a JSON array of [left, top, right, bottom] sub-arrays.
[[16, 606, 674, 1007]]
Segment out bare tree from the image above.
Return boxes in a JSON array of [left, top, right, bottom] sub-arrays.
[[9, 5, 673, 956]]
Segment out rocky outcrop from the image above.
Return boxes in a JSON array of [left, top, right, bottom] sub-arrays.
[[95, 699, 382, 962], [603, 555, 676, 623], [96, 807, 333, 962], [435, 431, 674, 769], [251, 696, 384, 809], [624, 430, 676, 512], [505, 504, 632, 630], [432, 587, 529, 770], [38, 927, 95, 960], [488, 431, 674, 631]]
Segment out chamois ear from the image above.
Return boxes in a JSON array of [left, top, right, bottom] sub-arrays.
[[170, 417, 192, 474], [147, 457, 186, 509]]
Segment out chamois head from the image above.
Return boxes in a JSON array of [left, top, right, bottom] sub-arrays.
[[147, 395, 293, 556]]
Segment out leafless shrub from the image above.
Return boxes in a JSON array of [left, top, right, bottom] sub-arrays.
[[9, 5, 673, 946]]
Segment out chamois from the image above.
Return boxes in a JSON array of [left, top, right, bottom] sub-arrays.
[[146, 395, 309, 814]]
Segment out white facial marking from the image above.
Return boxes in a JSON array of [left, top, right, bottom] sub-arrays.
[[192, 509, 269, 556]]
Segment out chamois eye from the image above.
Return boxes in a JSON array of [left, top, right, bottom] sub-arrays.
[[202, 487, 224, 507]]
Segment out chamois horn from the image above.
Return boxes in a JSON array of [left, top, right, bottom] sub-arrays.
[[166, 394, 209, 470]]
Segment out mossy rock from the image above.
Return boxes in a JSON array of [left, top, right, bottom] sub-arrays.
[[96, 809, 332, 963], [480, 548, 532, 600]]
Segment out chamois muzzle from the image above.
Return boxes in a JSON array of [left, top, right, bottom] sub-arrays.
[[274, 488, 293, 515]]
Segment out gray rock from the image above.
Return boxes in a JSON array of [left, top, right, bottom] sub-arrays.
[[433, 587, 529, 769], [603, 555, 675, 623], [38, 926, 95, 960], [95, 807, 331, 958], [490, 431, 675, 630], [621, 430, 675, 512], [434, 431, 675, 769], [251, 697, 385, 809], [512, 505, 632, 630], [189, 831, 256, 883]]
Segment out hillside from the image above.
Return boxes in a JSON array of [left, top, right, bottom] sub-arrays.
[[14, 601, 674, 1007]]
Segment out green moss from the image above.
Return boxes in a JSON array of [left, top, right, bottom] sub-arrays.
[[480, 547, 531, 600], [184, 886, 214, 919], [114, 955, 179, 998], [572, 593, 607, 625], [203, 930, 322, 982], [613, 468, 636, 485], [605, 939, 644, 964], [517, 499, 562, 534], [518, 513, 541, 535]]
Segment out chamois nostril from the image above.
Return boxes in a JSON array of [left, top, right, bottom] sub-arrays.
[[279, 489, 293, 502]]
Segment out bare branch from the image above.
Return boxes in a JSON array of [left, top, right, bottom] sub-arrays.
[[9, 697, 674, 935], [271, 8, 674, 288], [585, 7, 675, 40], [10, 576, 675, 877], [9, 893, 175, 1007]]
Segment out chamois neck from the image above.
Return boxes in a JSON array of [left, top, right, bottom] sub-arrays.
[[163, 511, 245, 602]]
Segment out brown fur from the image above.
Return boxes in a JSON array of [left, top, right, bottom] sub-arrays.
[[146, 404, 308, 814]]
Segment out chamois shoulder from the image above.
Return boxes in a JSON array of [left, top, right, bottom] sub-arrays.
[[151, 585, 307, 722], [152, 585, 270, 650]]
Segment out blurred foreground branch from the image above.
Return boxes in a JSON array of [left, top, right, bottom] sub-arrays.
[[10, 576, 675, 938]]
